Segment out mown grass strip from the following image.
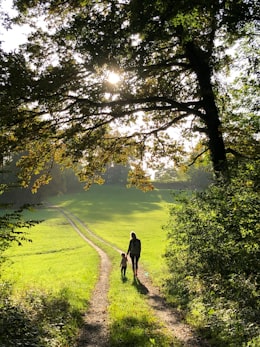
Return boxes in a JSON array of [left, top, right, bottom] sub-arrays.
[[108, 266, 176, 347]]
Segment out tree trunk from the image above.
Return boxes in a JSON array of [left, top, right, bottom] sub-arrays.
[[185, 42, 229, 179]]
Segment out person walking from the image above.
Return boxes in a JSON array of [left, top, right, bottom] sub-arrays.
[[127, 231, 141, 277], [120, 253, 128, 277]]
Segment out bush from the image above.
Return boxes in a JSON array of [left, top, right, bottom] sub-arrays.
[[0, 284, 83, 347], [164, 160, 260, 346]]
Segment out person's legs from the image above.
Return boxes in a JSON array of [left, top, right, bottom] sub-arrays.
[[135, 255, 140, 276], [130, 254, 136, 274], [130, 255, 140, 276]]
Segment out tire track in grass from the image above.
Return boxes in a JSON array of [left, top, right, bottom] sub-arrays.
[[54, 207, 209, 347], [51, 206, 111, 347]]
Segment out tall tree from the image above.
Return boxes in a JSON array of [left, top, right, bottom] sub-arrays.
[[3, 0, 259, 188]]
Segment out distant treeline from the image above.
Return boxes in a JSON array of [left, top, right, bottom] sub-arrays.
[[152, 180, 211, 190], [1, 157, 212, 207]]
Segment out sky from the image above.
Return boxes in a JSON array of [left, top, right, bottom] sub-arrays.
[[0, 0, 31, 52]]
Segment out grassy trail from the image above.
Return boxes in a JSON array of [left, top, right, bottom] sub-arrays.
[[58, 206, 207, 347], [58, 206, 175, 346], [2, 186, 207, 346], [55, 208, 111, 346], [48, 185, 174, 286]]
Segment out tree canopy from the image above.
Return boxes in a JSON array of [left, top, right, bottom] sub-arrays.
[[0, 3, 259, 344], [1, 0, 259, 189]]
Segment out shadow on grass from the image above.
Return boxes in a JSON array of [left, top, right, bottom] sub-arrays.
[[121, 275, 128, 283], [77, 321, 109, 347], [132, 276, 149, 295], [109, 315, 174, 347], [121, 274, 149, 294], [63, 185, 173, 223]]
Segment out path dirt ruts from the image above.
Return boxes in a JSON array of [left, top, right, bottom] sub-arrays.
[[58, 208, 209, 347], [56, 208, 111, 347]]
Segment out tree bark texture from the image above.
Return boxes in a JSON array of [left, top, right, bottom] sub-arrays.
[[185, 41, 229, 178]]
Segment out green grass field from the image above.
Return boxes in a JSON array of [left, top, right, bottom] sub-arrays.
[[48, 185, 174, 282], [1, 185, 177, 346], [3, 208, 100, 309]]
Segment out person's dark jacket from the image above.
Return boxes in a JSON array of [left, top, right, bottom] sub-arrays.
[[127, 238, 141, 256]]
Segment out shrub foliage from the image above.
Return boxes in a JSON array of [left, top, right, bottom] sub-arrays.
[[0, 285, 82, 347], [164, 160, 259, 346]]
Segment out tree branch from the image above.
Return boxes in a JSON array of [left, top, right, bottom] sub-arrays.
[[188, 148, 209, 166]]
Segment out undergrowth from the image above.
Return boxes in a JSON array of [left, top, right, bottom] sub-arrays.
[[0, 282, 83, 347]]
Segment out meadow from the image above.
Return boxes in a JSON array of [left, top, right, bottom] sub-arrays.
[[49, 185, 175, 281], [2, 208, 99, 308], [1, 185, 178, 346]]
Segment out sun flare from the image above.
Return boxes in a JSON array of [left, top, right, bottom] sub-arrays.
[[107, 71, 120, 84]]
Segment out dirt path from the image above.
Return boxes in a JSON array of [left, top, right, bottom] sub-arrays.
[[56, 208, 111, 347], [135, 272, 208, 347], [58, 208, 209, 347]]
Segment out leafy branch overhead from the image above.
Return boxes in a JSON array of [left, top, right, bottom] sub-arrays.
[[1, 0, 259, 189]]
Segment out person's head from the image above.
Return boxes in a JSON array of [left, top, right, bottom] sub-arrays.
[[130, 231, 136, 239], [121, 253, 126, 258]]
